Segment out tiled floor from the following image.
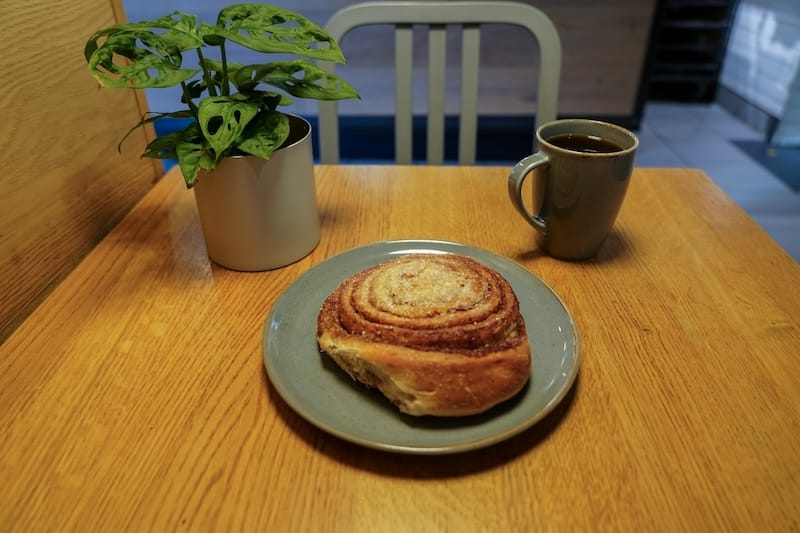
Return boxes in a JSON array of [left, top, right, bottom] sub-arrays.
[[636, 102, 800, 263]]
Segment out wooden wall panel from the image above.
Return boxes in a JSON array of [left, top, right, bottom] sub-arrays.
[[547, 0, 656, 116], [326, 0, 656, 117], [0, 0, 162, 342]]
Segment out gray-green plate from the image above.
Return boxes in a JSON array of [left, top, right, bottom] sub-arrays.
[[262, 240, 580, 454]]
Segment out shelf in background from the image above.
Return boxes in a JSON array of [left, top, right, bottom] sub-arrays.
[[644, 0, 739, 102]]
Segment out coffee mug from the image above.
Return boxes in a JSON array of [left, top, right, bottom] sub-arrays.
[[508, 119, 638, 260]]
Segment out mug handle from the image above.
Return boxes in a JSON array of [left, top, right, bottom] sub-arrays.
[[507, 152, 549, 233]]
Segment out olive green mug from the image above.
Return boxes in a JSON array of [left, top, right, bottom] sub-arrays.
[[508, 119, 638, 260]]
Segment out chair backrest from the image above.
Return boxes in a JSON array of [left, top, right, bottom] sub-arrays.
[[318, 0, 561, 165]]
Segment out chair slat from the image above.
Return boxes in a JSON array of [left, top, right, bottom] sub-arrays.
[[459, 24, 480, 165], [395, 24, 414, 164], [318, 99, 340, 164], [427, 25, 447, 164]]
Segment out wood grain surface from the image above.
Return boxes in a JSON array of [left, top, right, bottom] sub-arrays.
[[0, 0, 161, 342], [1, 166, 798, 531]]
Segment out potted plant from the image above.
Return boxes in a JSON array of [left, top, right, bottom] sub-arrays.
[[84, 3, 359, 270]]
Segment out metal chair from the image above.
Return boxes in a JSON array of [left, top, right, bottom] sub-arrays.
[[317, 0, 561, 164]]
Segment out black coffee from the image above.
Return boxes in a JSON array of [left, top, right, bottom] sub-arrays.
[[547, 133, 623, 154]]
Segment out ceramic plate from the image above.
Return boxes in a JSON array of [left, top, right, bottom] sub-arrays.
[[262, 240, 580, 454]]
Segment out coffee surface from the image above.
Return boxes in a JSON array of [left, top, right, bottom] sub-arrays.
[[547, 133, 623, 154]]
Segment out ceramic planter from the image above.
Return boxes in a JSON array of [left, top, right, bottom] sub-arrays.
[[193, 115, 320, 271]]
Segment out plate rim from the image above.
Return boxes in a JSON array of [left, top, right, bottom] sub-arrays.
[[262, 239, 581, 454]]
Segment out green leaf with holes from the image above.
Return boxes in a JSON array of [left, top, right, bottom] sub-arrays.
[[197, 96, 259, 157], [230, 60, 360, 100], [210, 4, 346, 62], [237, 110, 290, 159]]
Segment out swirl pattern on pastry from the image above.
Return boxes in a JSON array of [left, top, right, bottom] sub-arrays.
[[317, 253, 531, 416]]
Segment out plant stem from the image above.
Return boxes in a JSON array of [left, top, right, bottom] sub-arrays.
[[196, 48, 217, 97], [220, 42, 230, 97], [180, 82, 199, 116]]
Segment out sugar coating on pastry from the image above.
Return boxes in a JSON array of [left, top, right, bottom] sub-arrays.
[[316, 253, 531, 416]]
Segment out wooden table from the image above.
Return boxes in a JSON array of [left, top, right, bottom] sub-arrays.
[[2, 165, 799, 531]]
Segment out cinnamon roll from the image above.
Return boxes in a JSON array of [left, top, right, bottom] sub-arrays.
[[317, 253, 531, 416]]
